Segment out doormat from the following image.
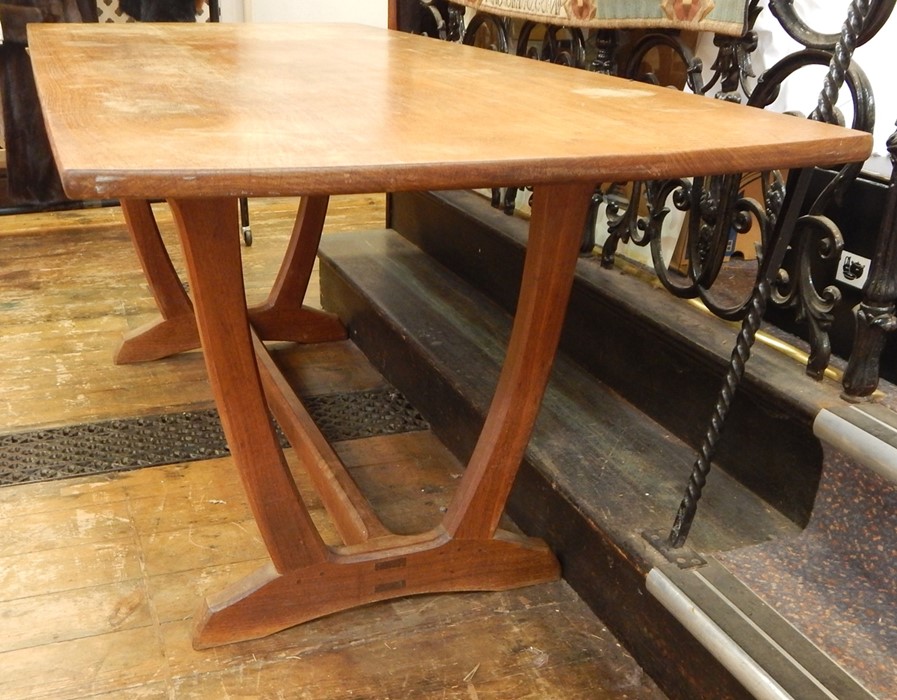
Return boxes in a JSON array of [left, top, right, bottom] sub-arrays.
[[0, 387, 429, 487]]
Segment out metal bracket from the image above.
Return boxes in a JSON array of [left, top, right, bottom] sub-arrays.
[[642, 529, 707, 569]]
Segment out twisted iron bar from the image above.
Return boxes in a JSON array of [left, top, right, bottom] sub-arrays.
[[669, 177, 781, 548], [669, 282, 770, 547], [667, 0, 884, 547], [769, 0, 895, 50], [668, 168, 815, 548], [811, 0, 871, 125]]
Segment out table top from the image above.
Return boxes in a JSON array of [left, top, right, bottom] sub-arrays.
[[28, 23, 872, 200]]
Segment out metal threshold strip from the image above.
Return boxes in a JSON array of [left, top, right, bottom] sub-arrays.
[[646, 558, 877, 700], [813, 403, 897, 486]]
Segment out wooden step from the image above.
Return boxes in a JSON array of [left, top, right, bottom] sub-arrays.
[[318, 227, 805, 699], [386, 190, 895, 531], [343, 190, 897, 699]]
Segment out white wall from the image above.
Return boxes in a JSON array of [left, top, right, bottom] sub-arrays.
[[237, 0, 387, 26], [696, 0, 897, 157], [216, 0, 244, 22]]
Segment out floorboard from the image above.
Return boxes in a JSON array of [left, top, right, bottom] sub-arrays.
[[0, 197, 667, 699]]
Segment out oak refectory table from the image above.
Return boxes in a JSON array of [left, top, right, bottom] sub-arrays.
[[27, 22, 872, 648]]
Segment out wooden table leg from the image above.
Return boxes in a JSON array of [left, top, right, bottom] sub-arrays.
[[115, 198, 200, 364], [176, 185, 592, 648], [248, 195, 347, 343], [168, 197, 330, 574], [443, 182, 597, 540], [119, 195, 344, 365]]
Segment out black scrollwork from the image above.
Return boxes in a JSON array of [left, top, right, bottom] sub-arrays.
[[462, 11, 509, 52], [748, 38, 875, 379], [773, 214, 846, 378], [416, 0, 465, 41], [597, 183, 642, 269], [517, 22, 586, 67]]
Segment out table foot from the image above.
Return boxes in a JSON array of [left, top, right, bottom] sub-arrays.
[[114, 313, 200, 364], [117, 198, 200, 363], [192, 528, 559, 648], [247, 195, 343, 344]]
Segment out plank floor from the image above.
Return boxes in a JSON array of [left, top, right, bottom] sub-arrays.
[[0, 197, 667, 699]]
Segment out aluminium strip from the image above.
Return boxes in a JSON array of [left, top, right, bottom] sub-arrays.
[[646, 568, 793, 700], [814, 408, 897, 485]]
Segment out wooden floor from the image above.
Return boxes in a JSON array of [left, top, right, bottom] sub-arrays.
[[0, 197, 667, 699]]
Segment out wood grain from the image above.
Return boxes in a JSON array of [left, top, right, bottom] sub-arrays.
[[0, 200, 667, 698], [0, 358, 658, 699], [18, 17, 872, 680], [0, 454, 664, 699], [28, 23, 871, 201], [0, 195, 384, 431]]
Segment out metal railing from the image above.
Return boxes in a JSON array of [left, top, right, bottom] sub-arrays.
[[399, 0, 897, 546], [405, 0, 896, 402]]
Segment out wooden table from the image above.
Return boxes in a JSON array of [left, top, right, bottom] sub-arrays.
[[28, 22, 871, 648]]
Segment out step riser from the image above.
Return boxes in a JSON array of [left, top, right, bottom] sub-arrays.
[[319, 245, 753, 700], [388, 190, 823, 528]]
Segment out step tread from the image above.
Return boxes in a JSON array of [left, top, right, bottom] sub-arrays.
[[816, 403, 897, 485], [648, 558, 878, 700], [713, 445, 897, 700], [388, 189, 844, 528], [319, 228, 799, 560]]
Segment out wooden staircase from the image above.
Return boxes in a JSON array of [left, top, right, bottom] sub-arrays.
[[318, 190, 897, 699]]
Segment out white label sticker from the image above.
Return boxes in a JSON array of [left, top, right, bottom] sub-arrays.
[[836, 250, 871, 291]]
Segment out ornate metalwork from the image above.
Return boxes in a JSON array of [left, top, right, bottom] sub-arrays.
[[602, 0, 883, 399], [704, 19, 759, 103], [517, 21, 586, 66], [768, 0, 895, 49], [417, 0, 465, 41], [774, 215, 846, 378], [843, 126, 897, 396], [749, 46, 876, 377], [590, 29, 618, 75], [598, 182, 645, 268], [669, 168, 816, 547], [668, 1, 884, 546], [408, 0, 896, 541], [461, 9, 508, 52], [621, 30, 704, 91], [811, 0, 872, 124]]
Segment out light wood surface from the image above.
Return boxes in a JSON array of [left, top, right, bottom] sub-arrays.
[[26, 21, 874, 648], [0, 195, 383, 432], [29, 23, 871, 200], [0, 200, 666, 697], [0, 454, 661, 699]]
